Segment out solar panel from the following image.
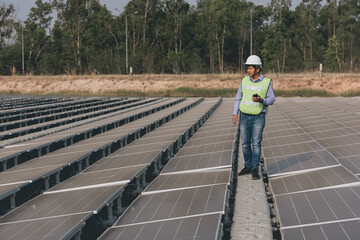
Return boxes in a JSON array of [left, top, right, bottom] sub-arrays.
[[316, 134, 360, 148], [0, 186, 122, 222], [144, 169, 231, 192], [282, 219, 360, 240], [337, 156, 360, 175], [263, 127, 304, 139], [263, 141, 323, 159], [262, 134, 313, 148], [88, 150, 162, 171], [46, 165, 145, 193], [263, 122, 299, 133], [0, 97, 203, 186], [175, 141, 234, 157], [114, 184, 228, 226], [190, 128, 235, 139], [309, 127, 357, 140], [184, 134, 235, 147], [0, 213, 90, 240], [327, 143, 360, 158], [97, 99, 236, 240], [262, 98, 360, 240], [99, 213, 223, 240], [275, 186, 360, 228], [0, 97, 224, 240], [161, 150, 232, 174], [269, 166, 359, 195]]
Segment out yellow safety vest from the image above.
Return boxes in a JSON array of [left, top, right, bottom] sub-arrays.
[[239, 76, 272, 115]]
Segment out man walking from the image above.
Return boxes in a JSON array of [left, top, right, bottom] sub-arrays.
[[232, 55, 275, 180]]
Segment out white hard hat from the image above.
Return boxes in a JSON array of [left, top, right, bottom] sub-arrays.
[[245, 55, 262, 67]]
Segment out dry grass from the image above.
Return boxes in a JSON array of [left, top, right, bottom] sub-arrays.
[[0, 73, 359, 97]]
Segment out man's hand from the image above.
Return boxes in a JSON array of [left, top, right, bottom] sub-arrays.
[[252, 96, 263, 102], [232, 114, 238, 125]]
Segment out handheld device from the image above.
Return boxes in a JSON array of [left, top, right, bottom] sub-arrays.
[[252, 93, 259, 97]]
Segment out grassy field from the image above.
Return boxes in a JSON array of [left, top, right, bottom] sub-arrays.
[[1, 87, 360, 98], [0, 73, 359, 97]]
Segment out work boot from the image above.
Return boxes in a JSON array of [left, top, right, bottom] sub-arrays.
[[252, 169, 260, 180], [238, 167, 251, 176]]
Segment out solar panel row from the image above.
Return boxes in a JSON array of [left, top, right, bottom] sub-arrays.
[[0, 97, 80, 115], [0, 99, 140, 140], [0, 97, 221, 239], [99, 98, 237, 240], [0, 98, 115, 125], [0, 98, 201, 210], [263, 97, 360, 240], [0, 98, 177, 171], [0, 98, 157, 147]]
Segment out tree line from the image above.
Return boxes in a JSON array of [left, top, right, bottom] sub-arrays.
[[0, 0, 359, 75]]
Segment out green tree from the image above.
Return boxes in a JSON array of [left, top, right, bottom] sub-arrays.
[[324, 34, 341, 71], [0, 3, 14, 46], [264, 0, 293, 73], [294, 0, 322, 71], [24, 0, 53, 74], [0, 3, 15, 74]]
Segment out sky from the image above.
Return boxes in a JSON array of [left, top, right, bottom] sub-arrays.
[[1, 0, 303, 22]]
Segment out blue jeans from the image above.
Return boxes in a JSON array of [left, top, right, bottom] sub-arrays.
[[239, 112, 266, 170]]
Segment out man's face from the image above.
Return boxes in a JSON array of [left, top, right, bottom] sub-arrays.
[[246, 66, 256, 77]]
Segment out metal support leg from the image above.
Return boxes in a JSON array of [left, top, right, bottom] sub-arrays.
[[38, 149, 42, 157], [85, 157, 90, 168], [141, 174, 146, 188], [103, 149, 106, 158], [136, 178, 141, 192], [107, 147, 111, 156], [107, 203, 114, 222], [165, 150, 170, 160], [158, 159, 162, 170], [44, 177, 50, 190], [14, 156, 18, 166], [10, 194, 16, 209], [46, 146, 50, 154], [78, 161, 82, 172], [56, 172, 60, 184], [116, 195, 123, 213], [74, 230, 82, 240], [2, 161, 7, 171], [154, 161, 158, 173]]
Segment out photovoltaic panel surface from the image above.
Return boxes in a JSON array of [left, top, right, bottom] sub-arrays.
[[46, 165, 145, 192], [114, 184, 227, 226], [337, 156, 360, 175], [144, 169, 231, 192], [99, 99, 236, 240], [0, 186, 122, 222], [269, 166, 358, 195], [0, 213, 90, 240], [265, 150, 339, 177], [275, 186, 360, 227], [263, 141, 323, 159], [282, 219, 360, 240], [263, 97, 360, 240], [99, 213, 223, 240], [161, 150, 232, 173]]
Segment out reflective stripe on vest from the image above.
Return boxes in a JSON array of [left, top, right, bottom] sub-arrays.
[[239, 76, 272, 115]]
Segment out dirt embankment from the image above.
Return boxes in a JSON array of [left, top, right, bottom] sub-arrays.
[[0, 73, 359, 95]]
